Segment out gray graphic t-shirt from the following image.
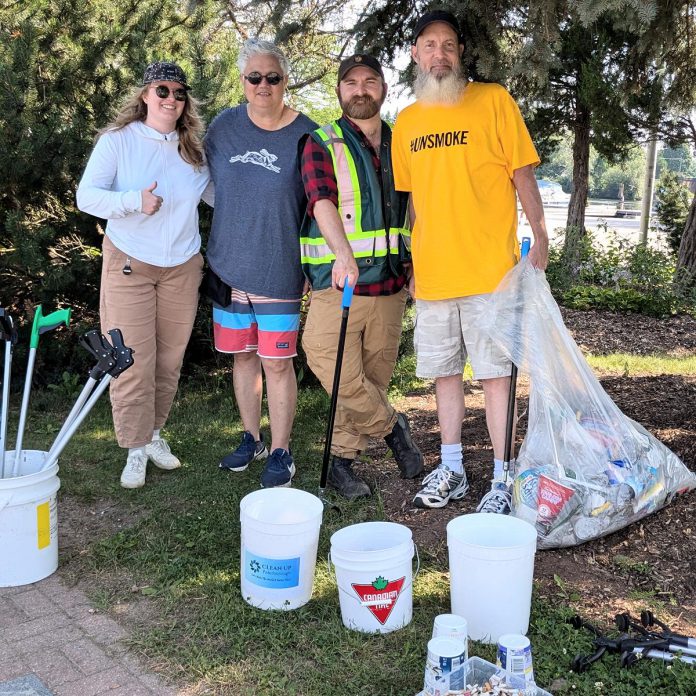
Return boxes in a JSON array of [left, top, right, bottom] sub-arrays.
[[205, 105, 317, 299]]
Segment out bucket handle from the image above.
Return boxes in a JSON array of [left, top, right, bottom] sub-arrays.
[[0, 494, 12, 516], [328, 543, 420, 606]]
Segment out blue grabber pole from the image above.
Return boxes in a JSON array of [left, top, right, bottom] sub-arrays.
[[501, 236, 531, 486], [318, 279, 354, 504]]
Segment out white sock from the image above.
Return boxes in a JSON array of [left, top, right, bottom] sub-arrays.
[[441, 443, 463, 474], [493, 458, 516, 481], [152, 429, 161, 441], [128, 447, 145, 458]]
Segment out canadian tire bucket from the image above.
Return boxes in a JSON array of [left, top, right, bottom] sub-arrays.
[[240, 488, 323, 610], [446, 514, 537, 643], [330, 521, 416, 634], [0, 450, 60, 587]]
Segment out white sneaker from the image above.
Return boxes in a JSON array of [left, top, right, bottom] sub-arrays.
[[476, 480, 512, 514], [145, 438, 181, 470], [120, 453, 147, 489], [413, 465, 469, 509]]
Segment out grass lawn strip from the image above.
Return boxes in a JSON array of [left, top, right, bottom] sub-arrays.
[[8, 348, 695, 695]]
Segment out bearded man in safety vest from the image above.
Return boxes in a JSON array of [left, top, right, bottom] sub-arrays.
[[299, 54, 424, 500]]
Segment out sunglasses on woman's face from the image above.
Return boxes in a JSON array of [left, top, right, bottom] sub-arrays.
[[153, 85, 188, 101], [244, 72, 283, 86]]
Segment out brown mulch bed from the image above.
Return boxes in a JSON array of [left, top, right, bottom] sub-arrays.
[[363, 309, 696, 634]]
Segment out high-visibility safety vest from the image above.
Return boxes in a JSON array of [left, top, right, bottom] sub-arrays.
[[299, 118, 411, 290]]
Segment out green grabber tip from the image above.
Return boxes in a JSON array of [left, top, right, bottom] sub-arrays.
[[30, 305, 72, 348]]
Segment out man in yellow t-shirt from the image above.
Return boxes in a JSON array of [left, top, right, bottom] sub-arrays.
[[392, 9, 549, 513]]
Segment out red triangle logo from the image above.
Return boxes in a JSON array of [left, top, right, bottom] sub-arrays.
[[351, 576, 406, 625]]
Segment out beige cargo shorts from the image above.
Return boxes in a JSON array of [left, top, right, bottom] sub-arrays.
[[414, 294, 512, 380]]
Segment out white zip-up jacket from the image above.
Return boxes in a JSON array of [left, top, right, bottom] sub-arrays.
[[77, 121, 214, 267]]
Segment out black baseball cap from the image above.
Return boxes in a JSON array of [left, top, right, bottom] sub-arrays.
[[338, 54, 385, 83], [412, 10, 462, 44], [142, 61, 190, 89]]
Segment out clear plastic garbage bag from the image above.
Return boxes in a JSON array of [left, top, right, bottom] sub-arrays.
[[479, 260, 696, 549]]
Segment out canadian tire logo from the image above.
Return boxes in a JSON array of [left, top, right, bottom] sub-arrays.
[[351, 575, 405, 625]]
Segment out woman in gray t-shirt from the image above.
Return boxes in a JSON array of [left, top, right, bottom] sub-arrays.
[[205, 38, 317, 488]]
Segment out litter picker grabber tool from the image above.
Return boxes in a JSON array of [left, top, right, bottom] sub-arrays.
[[40, 328, 133, 472], [616, 610, 696, 657], [318, 280, 354, 507], [501, 237, 531, 486], [13, 306, 71, 476], [569, 613, 696, 672], [47, 330, 117, 460], [0, 308, 18, 478]]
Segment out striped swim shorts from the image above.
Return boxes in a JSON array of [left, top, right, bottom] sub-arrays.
[[212, 288, 301, 359]]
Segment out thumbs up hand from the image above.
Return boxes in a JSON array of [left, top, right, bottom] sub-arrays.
[[141, 181, 163, 215]]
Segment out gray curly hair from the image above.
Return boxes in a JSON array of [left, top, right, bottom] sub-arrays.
[[237, 38, 291, 77]]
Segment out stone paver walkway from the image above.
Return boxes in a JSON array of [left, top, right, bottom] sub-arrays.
[[0, 576, 176, 695]]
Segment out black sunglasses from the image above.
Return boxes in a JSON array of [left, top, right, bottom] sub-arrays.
[[244, 72, 283, 86], [153, 85, 188, 101]]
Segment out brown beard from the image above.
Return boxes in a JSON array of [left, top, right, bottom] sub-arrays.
[[341, 94, 381, 120]]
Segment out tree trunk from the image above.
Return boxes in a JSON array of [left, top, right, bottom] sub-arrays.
[[563, 101, 591, 276], [566, 103, 590, 232], [675, 191, 696, 290]]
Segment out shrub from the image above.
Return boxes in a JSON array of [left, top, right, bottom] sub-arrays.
[[655, 171, 691, 254], [546, 230, 690, 317]]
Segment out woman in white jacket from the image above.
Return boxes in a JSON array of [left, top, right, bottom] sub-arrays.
[[77, 62, 213, 489]]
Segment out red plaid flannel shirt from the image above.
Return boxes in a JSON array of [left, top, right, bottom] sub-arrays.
[[300, 118, 407, 297]]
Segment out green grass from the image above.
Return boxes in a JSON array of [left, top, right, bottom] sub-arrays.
[[587, 352, 696, 375], [5, 352, 695, 695]]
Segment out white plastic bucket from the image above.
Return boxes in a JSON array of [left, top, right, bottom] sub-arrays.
[[239, 488, 324, 610], [446, 513, 537, 643], [329, 521, 417, 634], [0, 450, 60, 587]]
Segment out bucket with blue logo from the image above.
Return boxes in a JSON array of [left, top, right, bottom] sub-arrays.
[[239, 488, 323, 610]]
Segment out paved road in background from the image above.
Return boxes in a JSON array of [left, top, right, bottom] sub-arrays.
[[528, 202, 668, 249]]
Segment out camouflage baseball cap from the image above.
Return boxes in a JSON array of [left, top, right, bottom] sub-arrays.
[[142, 61, 190, 89]]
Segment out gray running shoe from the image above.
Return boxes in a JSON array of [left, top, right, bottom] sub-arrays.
[[413, 465, 469, 509], [476, 480, 512, 514]]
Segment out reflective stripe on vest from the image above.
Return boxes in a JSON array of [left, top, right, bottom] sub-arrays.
[[300, 122, 383, 265], [301, 229, 409, 264], [316, 124, 361, 235]]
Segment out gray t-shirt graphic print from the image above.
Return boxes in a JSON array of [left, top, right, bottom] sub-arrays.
[[205, 105, 317, 299]]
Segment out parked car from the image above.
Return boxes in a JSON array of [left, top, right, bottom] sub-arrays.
[[537, 179, 571, 205]]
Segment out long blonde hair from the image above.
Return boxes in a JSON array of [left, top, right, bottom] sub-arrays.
[[98, 85, 206, 168]]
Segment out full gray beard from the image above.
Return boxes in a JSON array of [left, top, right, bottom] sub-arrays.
[[413, 66, 466, 105]]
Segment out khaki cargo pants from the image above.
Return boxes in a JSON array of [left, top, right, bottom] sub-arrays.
[[302, 287, 407, 459], [100, 236, 203, 448]]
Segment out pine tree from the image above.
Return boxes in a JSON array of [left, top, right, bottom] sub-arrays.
[[354, 1, 695, 271], [0, 0, 230, 371], [655, 171, 691, 255]]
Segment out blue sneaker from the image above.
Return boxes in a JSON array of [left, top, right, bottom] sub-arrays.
[[219, 431, 268, 472], [260, 448, 296, 488]]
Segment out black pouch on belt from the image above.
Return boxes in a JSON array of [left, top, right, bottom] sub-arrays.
[[200, 266, 232, 307]]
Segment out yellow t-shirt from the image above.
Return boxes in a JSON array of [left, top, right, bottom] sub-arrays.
[[392, 82, 540, 300]]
